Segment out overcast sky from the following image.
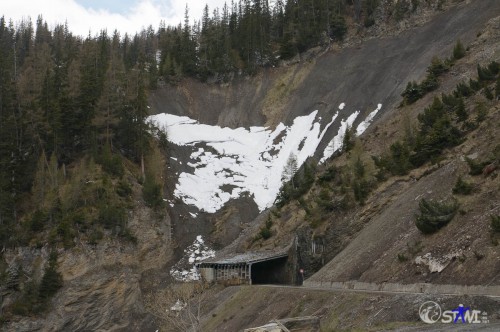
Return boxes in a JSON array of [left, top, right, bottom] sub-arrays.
[[2, 0, 229, 36]]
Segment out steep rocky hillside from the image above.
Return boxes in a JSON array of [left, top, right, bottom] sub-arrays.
[[193, 7, 500, 330], [2, 1, 500, 331], [230, 13, 500, 286], [2, 165, 172, 331], [151, 0, 500, 259], [302, 14, 500, 286]]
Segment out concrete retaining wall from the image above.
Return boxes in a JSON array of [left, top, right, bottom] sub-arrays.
[[303, 280, 500, 297]]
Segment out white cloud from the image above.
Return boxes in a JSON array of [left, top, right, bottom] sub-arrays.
[[2, 0, 230, 37]]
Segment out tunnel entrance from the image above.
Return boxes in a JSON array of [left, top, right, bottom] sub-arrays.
[[251, 256, 289, 284], [197, 251, 290, 285]]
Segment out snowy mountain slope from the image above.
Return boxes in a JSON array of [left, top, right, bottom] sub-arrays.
[[148, 103, 381, 213]]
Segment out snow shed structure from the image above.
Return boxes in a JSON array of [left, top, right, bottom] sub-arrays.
[[197, 251, 289, 285]]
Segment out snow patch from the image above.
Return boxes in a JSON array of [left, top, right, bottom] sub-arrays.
[[149, 104, 381, 213], [149, 111, 336, 213], [320, 111, 360, 163], [169, 300, 186, 312], [415, 251, 462, 273], [170, 236, 215, 282], [356, 104, 382, 136]]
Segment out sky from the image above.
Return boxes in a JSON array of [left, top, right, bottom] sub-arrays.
[[2, 0, 229, 37]]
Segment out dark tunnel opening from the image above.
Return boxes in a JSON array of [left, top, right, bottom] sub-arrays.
[[251, 256, 289, 284]]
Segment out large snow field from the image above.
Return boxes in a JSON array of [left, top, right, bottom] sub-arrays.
[[148, 103, 381, 213]]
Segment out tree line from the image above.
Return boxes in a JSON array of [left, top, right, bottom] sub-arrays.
[[160, 0, 376, 80], [0, 16, 155, 247]]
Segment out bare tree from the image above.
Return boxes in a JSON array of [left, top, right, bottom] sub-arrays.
[[145, 282, 210, 332], [282, 153, 298, 188]]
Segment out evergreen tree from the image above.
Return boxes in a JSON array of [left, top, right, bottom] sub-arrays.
[[38, 251, 63, 301], [453, 39, 465, 60]]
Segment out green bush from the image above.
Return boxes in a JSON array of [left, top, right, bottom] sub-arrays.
[[38, 251, 63, 301], [88, 228, 104, 245], [454, 97, 467, 122], [318, 166, 339, 184], [116, 179, 132, 198], [30, 209, 48, 232], [259, 227, 272, 240], [397, 253, 408, 262], [477, 63, 496, 81], [57, 218, 76, 248], [97, 204, 126, 230], [469, 78, 482, 92], [465, 157, 490, 176], [97, 145, 124, 178], [120, 227, 137, 244], [453, 40, 466, 60], [330, 15, 348, 40], [353, 179, 371, 204], [259, 216, 273, 240], [142, 172, 163, 208], [342, 126, 354, 153], [393, 0, 409, 21], [316, 189, 337, 212], [401, 53, 458, 104], [415, 198, 458, 234], [427, 57, 449, 77], [475, 102, 487, 123], [487, 61, 500, 76], [402, 81, 423, 104], [389, 141, 412, 175], [275, 161, 315, 208], [454, 82, 473, 98], [421, 73, 438, 93], [452, 176, 473, 195], [10, 299, 31, 316], [484, 86, 494, 100], [410, 97, 462, 167], [364, 16, 375, 27], [491, 215, 500, 233], [496, 77, 500, 98]]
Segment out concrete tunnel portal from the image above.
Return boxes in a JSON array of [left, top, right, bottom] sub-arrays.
[[251, 255, 289, 284], [197, 252, 290, 285]]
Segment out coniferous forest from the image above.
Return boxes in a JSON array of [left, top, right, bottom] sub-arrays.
[[0, 0, 381, 249]]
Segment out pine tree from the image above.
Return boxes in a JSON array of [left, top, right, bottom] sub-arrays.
[[38, 251, 63, 301], [453, 39, 466, 60]]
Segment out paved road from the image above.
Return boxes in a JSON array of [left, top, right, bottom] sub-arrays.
[[257, 283, 500, 298]]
